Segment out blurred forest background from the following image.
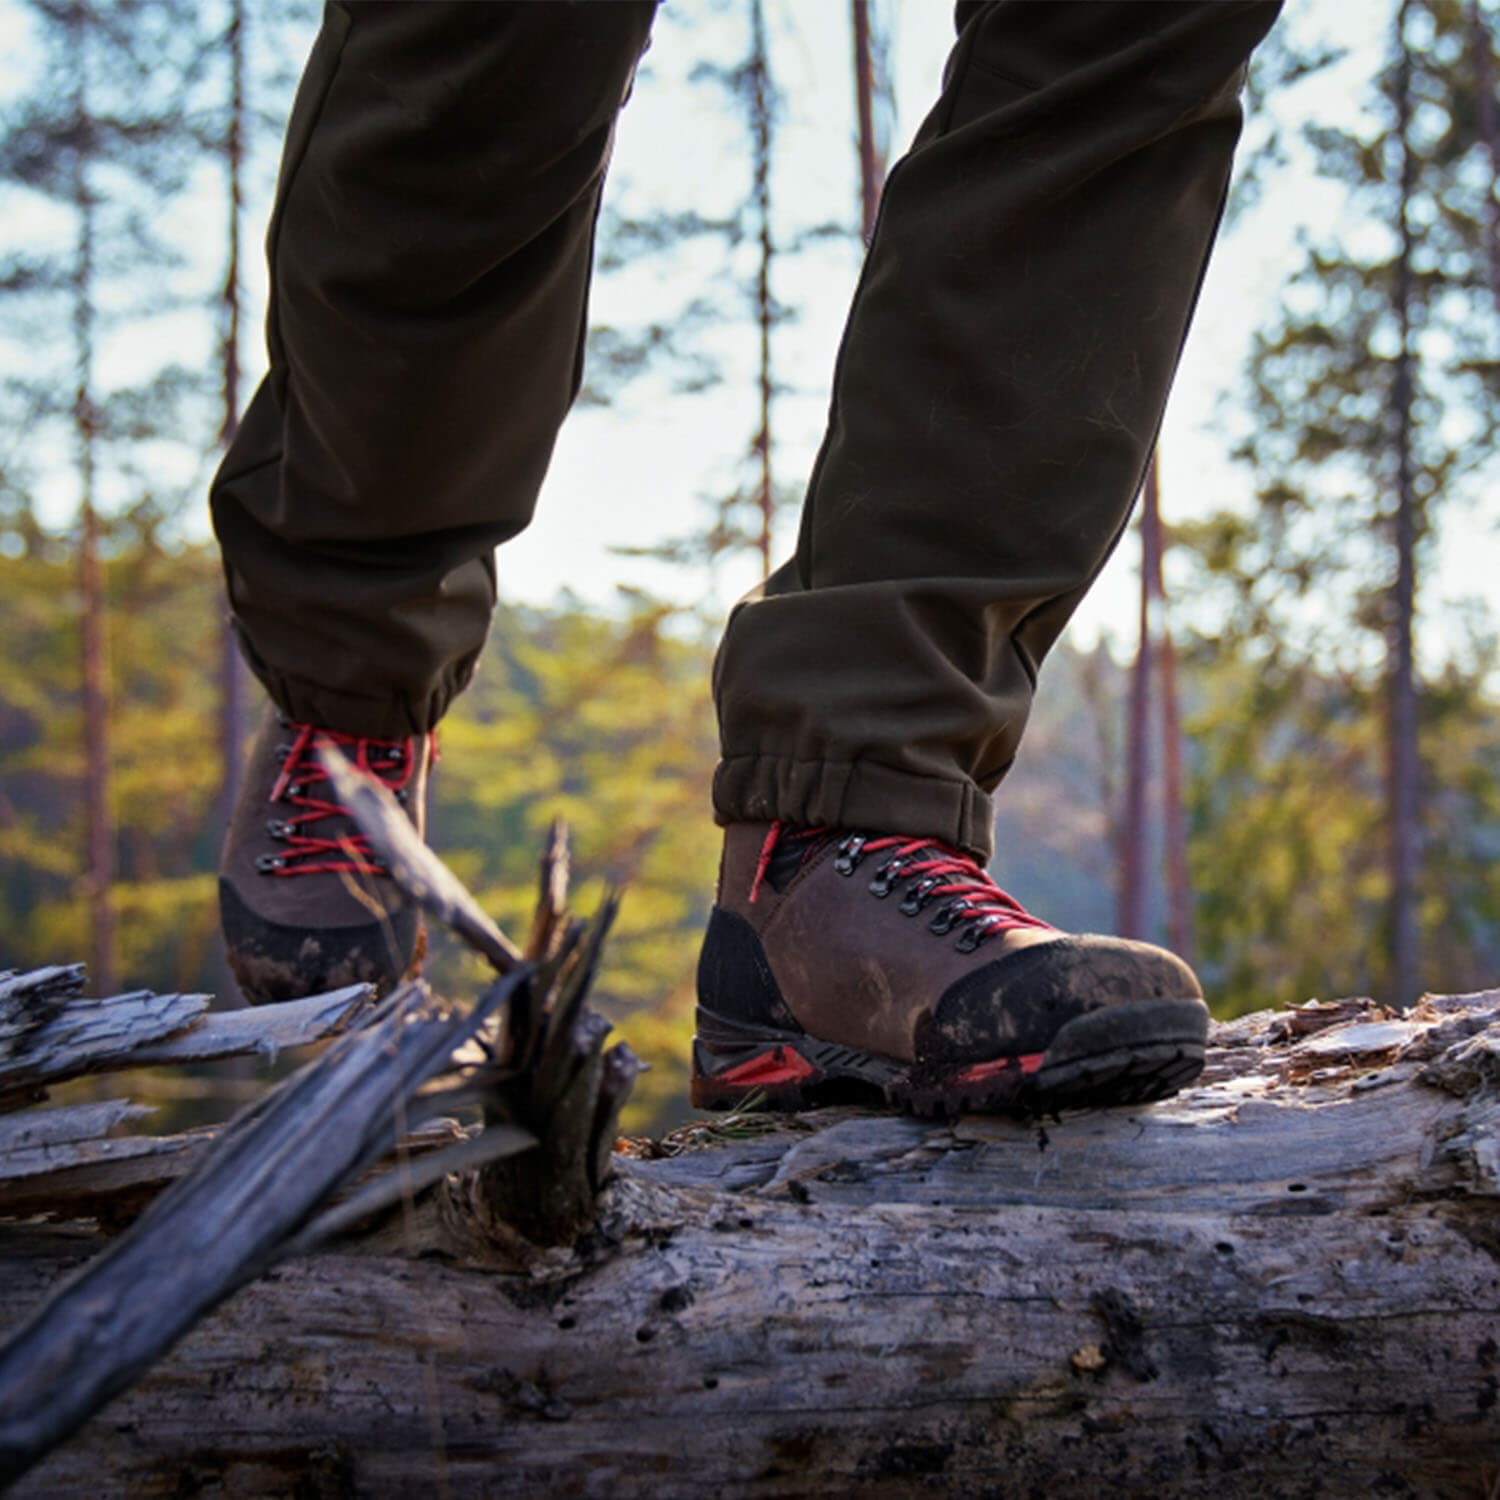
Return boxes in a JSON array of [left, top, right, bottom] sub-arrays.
[[0, 0, 1498, 1133]]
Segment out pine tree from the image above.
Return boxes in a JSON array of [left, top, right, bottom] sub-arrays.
[[0, 0, 210, 993], [1183, 0, 1500, 1007], [850, 0, 888, 245]]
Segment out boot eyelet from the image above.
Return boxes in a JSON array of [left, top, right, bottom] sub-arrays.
[[265, 819, 290, 839], [929, 902, 966, 935], [900, 876, 941, 916], [955, 927, 983, 954], [868, 861, 902, 898], [255, 853, 286, 873], [834, 835, 866, 876]]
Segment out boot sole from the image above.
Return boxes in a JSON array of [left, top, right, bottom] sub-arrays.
[[690, 997, 1207, 1118]]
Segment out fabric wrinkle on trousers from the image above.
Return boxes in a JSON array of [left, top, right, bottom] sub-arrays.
[[211, 0, 658, 736], [211, 0, 1280, 860]]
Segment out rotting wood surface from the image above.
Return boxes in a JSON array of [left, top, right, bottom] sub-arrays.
[[3, 991, 1499, 1498]]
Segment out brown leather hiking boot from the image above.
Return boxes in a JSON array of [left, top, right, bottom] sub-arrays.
[[693, 822, 1207, 1116], [218, 708, 434, 1004]]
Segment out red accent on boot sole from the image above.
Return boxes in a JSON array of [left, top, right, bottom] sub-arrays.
[[953, 1052, 1045, 1086], [718, 1046, 817, 1088]]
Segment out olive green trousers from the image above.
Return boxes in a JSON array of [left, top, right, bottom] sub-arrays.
[[211, 0, 1280, 860]]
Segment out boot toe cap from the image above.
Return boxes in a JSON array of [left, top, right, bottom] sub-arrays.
[[917, 934, 1204, 1064]]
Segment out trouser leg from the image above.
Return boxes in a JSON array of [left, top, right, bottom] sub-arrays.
[[713, 0, 1280, 860], [211, 0, 655, 737]]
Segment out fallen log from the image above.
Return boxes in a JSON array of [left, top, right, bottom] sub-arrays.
[[0, 986, 1497, 1497]]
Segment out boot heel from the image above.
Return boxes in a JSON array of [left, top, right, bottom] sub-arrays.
[[689, 1020, 824, 1111]]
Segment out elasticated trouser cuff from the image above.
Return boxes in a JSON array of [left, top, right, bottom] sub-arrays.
[[228, 618, 472, 740], [715, 751, 996, 864]]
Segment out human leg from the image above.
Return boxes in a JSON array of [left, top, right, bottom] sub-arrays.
[[214, 0, 655, 1001], [697, 1, 1281, 1112]]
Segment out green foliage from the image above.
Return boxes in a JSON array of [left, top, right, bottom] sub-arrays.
[[0, 523, 225, 992], [1180, 635, 1500, 1014], [0, 538, 717, 1131], [427, 596, 719, 1130]]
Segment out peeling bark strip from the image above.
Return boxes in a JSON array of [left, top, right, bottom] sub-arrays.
[[0, 992, 1497, 1496], [0, 975, 372, 1112]]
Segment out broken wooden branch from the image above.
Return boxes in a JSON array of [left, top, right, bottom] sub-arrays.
[[327, 764, 643, 1248], [0, 785, 643, 1486], [525, 817, 571, 962], [0, 982, 208, 1108], [0, 968, 372, 1117], [121, 983, 373, 1065], [321, 743, 525, 973], [0, 973, 534, 1486], [0, 1099, 151, 1155], [0, 984, 375, 1224], [0, 966, 86, 1061]]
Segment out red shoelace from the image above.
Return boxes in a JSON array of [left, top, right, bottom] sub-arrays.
[[258, 722, 434, 879], [750, 820, 1054, 947]]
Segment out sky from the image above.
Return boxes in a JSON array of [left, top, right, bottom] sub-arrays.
[[1, 0, 1495, 672]]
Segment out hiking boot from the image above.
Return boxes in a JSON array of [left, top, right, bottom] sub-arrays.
[[219, 708, 434, 1005], [693, 821, 1207, 1116]]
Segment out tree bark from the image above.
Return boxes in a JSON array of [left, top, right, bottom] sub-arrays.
[[1118, 467, 1154, 941], [3, 990, 1498, 1498], [215, 0, 249, 884], [1144, 459, 1193, 965], [1469, 0, 1500, 315]]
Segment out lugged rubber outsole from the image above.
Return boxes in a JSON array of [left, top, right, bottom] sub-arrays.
[[691, 997, 1208, 1118]]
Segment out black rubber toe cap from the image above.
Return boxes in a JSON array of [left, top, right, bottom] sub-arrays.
[[914, 935, 1203, 1065]]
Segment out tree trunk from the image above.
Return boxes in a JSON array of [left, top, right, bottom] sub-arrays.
[[3, 988, 1498, 1498], [749, 0, 775, 582], [1469, 0, 1500, 315], [70, 7, 115, 999], [1144, 457, 1194, 965], [215, 0, 248, 862], [1117, 467, 1154, 940], [851, 0, 883, 244], [1389, 0, 1421, 1011]]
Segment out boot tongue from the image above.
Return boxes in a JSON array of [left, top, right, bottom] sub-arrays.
[[765, 825, 835, 894]]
